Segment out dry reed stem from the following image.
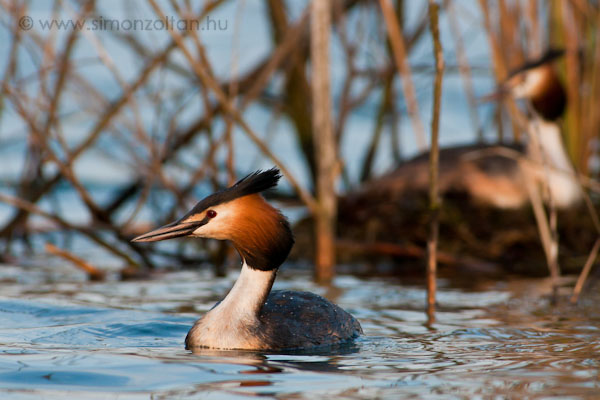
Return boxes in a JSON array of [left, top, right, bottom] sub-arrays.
[[579, 11, 600, 177], [360, 77, 393, 182], [561, 1, 583, 168], [522, 166, 559, 289], [524, 108, 561, 297], [243, 10, 310, 107], [311, 0, 337, 283], [45, 243, 105, 281], [447, 0, 482, 140], [427, 0, 444, 326], [571, 238, 600, 304], [40, 1, 93, 137], [525, 0, 541, 56], [477, 0, 521, 141], [333, 8, 358, 149], [223, 0, 246, 186], [0, 1, 22, 119], [379, 0, 427, 152], [572, 183, 600, 304]]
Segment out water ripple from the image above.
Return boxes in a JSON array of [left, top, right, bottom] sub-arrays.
[[0, 269, 598, 398]]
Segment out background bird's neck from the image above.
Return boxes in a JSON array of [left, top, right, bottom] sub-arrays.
[[525, 118, 581, 208], [526, 119, 573, 173]]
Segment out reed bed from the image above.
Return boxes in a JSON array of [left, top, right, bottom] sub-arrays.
[[0, 0, 598, 303]]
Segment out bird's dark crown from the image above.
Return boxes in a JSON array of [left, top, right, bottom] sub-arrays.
[[508, 48, 564, 78], [181, 168, 281, 219]]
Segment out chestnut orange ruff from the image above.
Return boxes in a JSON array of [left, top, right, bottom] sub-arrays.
[[528, 66, 566, 121], [214, 193, 294, 271]]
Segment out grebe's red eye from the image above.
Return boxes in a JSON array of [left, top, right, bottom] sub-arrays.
[[206, 210, 217, 218]]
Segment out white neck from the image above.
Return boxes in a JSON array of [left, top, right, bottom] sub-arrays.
[[214, 262, 276, 318], [526, 119, 573, 172], [186, 262, 276, 349], [526, 119, 581, 208]]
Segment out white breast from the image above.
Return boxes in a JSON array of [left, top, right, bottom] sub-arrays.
[[186, 262, 275, 350]]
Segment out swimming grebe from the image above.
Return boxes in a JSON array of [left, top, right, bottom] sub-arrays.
[[133, 169, 362, 351], [343, 49, 580, 211]]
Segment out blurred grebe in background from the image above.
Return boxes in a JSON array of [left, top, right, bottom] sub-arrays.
[[329, 49, 587, 274], [343, 48, 580, 212], [133, 169, 362, 351]]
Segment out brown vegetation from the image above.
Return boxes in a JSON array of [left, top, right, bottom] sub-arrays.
[[0, 1, 599, 301]]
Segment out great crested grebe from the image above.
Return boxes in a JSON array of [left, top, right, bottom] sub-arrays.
[[343, 49, 580, 211], [133, 168, 362, 351]]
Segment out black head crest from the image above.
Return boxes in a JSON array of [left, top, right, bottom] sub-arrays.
[[230, 168, 282, 197], [508, 48, 564, 78], [181, 168, 282, 218]]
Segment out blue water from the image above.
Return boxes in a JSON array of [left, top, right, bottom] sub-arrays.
[[0, 264, 598, 399]]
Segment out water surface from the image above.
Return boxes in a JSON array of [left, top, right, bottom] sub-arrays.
[[0, 263, 598, 399]]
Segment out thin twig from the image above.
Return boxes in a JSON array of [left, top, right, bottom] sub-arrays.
[[525, 108, 561, 298], [426, 0, 444, 326], [379, 0, 427, 152], [447, 0, 482, 140], [45, 243, 105, 281], [571, 238, 600, 304]]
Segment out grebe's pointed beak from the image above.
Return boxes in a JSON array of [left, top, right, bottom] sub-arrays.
[[131, 218, 208, 242]]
